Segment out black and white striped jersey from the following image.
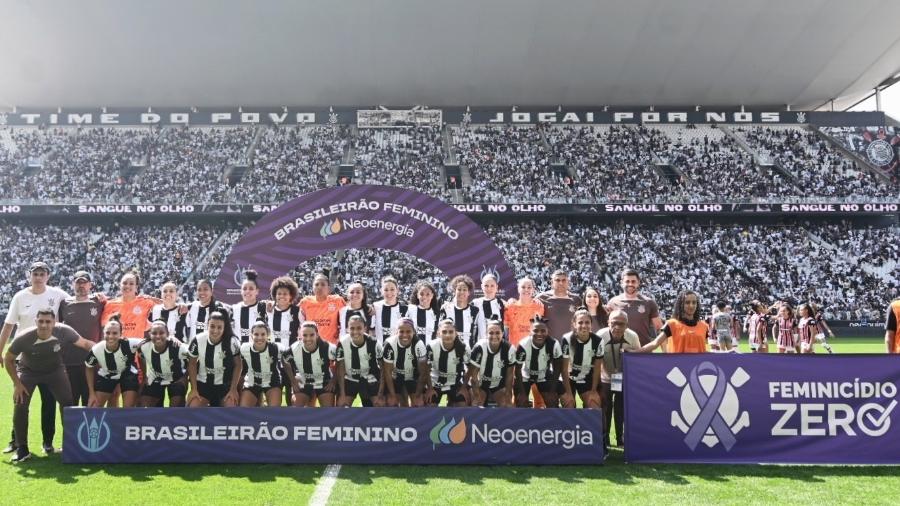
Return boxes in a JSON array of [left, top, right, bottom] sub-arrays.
[[406, 306, 439, 345], [149, 304, 187, 340], [186, 333, 241, 385], [338, 305, 371, 338], [515, 336, 563, 383], [137, 337, 188, 385], [382, 336, 427, 381], [335, 336, 383, 384], [473, 297, 505, 331], [371, 300, 409, 345], [560, 331, 603, 384], [231, 301, 268, 343], [84, 338, 141, 380], [184, 300, 230, 341], [426, 339, 470, 391], [268, 305, 302, 347], [469, 339, 516, 389], [240, 342, 283, 389], [439, 302, 485, 348], [284, 339, 336, 389]]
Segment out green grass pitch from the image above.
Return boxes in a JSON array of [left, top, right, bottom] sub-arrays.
[[2, 336, 898, 505]]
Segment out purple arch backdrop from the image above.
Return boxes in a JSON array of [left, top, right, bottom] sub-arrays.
[[214, 185, 517, 302]]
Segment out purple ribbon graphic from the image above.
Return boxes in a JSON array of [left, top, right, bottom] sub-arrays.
[[684, 361, 737, 451]]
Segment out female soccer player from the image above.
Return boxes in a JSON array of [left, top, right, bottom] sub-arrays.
[[231, 270, 268, 344], [267, 276, 302, 348], [239, 321, 284, 407], [561, 308, 602, 409], [514, 317, 573, 408], [747, 300, 771, 353], [298, 273, 346, 345], [382, 318, 428, 407], [184, 279, 230, 342], [439, 275, 485, 348], [85, 317, 141, 408], [423, 320, 471, 407], [284, 321, 337, 407], [100, 271, 159, 339], [812, 304, 836, 353], [137, 320, 189, 407], [338, 282, 372, 338], [186, 311, 242, 407], [371, 276, 408, 346], [504, 277, 545, 346], [583, 287, 609, 332], [466, 318, 516, 407], [335, 315, 383, 407], [407, 280, 440, 345], [797, 304, 817, 354], [473, 273, 505, 325], [637, 290, 710, 353], [149, 281, 186, 340], [773, 304, 798, 354]]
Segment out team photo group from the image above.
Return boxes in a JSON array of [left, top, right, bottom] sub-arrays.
[[6, 258, 900, 464]]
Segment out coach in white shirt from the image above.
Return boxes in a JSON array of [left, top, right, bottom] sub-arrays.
[[0, 261, 69, 455]]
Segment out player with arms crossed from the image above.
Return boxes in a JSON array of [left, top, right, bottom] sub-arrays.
[[239, 321, 284, 407], [423, 320, 471, 407]]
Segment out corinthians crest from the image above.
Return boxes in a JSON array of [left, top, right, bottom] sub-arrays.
[[667, 361, 750, 451]]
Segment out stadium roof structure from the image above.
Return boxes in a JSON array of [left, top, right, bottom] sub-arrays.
[[2, 0, 900, 110]]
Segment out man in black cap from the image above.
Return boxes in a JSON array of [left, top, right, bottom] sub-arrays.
[[0, 261, 69, 455], [58, 270, 106, 407]]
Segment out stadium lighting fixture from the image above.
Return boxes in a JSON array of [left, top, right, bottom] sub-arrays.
[[191, 106, 198, 113], [603, 106, 609, 111], [238, 106, 243, 112], [695, 105, 701, 111], [282, 106, 288, 113], [147, 107, 152, 113], [57, 106, 62, 113]]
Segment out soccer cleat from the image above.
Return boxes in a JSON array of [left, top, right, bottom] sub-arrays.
[[11, 448, 32, 463], [2, 442, 16, 454], [42, 442, 56, 455]]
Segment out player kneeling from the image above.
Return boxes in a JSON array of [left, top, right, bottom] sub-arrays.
[[382, 318, 428, 407], [336, 315, 384, 407], [465, 319, 515, 407], [423, 320, 471, 407], [187, 311, 242, 407], [283, 321, 337, 407], [514, 317, 574, 408], [85, 317, 141, 408], [561, 309, 602, 409], [137, 320, 189, 407], [239, 321, 284, 407]]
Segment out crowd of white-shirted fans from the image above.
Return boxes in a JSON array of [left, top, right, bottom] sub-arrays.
[[0, 120, 897, 323], [1, 218, 896, 322], [1, 122, 897, 204]]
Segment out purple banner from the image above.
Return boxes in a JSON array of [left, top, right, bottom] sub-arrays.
[[62, 407, 604, 465], [624, 354, 900, 464], [213, 185, 517, 301]]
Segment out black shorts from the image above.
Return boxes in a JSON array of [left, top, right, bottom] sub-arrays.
[[393, 377, 419, 396], [197, 382, 230, 407], [344, 379, 380, 400], [570, 374, 596, 395], [296, 384, 329, 398], [142, 381, 187, 399], [95, 374, 139, 394], [244, 384, 282, 399], [432, 384, 467, 404], [479, 380, 507, 395], [520, 379, 564, 396]]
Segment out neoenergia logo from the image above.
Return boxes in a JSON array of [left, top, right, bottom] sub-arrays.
[[430, 417, 466, 449], [319, 219, 343, 238]]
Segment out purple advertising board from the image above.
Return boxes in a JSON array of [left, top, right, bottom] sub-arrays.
[[63, 407, 604, 465], [624, 354, 900, 464]]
